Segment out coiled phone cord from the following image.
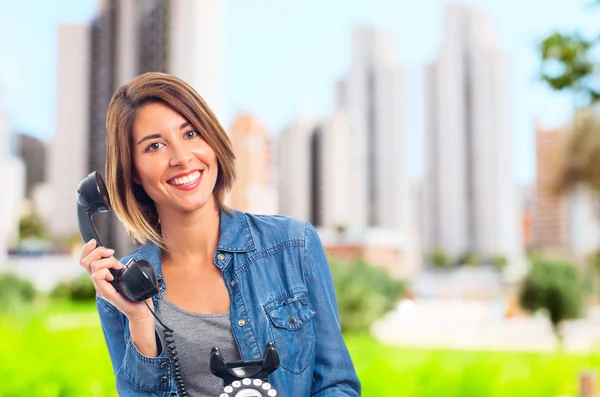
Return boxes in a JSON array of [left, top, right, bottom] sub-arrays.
[[145, 301, 189, 396]]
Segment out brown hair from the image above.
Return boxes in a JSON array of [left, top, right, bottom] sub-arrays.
[[105, 72, 236, 249]]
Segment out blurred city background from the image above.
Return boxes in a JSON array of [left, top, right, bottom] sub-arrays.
[[1, 0, 600, 396]]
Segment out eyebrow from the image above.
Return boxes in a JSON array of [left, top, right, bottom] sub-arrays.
[[136, 122, 192, 145]]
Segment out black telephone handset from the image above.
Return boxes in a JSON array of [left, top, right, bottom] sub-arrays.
[[76, 171, 159, 302]]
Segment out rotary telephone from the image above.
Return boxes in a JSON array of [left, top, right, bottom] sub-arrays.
[[76, 171, 280, 396]]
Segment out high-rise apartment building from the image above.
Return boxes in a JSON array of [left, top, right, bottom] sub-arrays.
[[532, 124, 569, 252], [228, 113, 277, 214], [424, 3, 523, 268], [48, 24, 91, 242], [338, 26, 409, 233]]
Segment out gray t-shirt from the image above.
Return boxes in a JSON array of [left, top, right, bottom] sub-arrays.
[[155, 297, 241, 396]]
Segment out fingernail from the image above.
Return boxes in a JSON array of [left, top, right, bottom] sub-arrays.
[[107, 249, 115, 254]]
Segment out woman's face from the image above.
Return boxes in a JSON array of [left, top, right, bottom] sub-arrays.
[[131, 102, 219, 215]]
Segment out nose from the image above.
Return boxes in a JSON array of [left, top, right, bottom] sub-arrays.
[[168, 143, 193, 167]]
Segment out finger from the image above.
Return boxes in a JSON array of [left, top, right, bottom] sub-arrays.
[[79, 239, 97, 262], [92, 270, 127, 304], [90, 257, 122, 274], [91, 267, 115, 285], [80, 247, 115, 273]]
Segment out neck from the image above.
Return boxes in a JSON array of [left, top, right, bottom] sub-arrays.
[[158, 198, 221, 267]]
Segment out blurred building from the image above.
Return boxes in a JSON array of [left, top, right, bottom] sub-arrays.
[[16, 133, 47, 199], [49, 0, 225, 256], [532, 122, 600, 257], [336, 26, 410, 234], [531, 124, 569, 253], [278, 27, 419, 277], [0, 88, 26, 264], [423, 3, 524, 274], [277, 113, 314, 222], [228, 113, 277, 214], [47, 24, 91, 245]]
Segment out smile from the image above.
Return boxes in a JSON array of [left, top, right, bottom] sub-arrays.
[[168, 170, 203, 186]]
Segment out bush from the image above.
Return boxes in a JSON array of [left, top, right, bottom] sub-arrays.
[[456, 251, 479, 267], [329, 258, 407, 334], [19, 214, 48, 240], [427, 248, 449, 269], [0, 272, 36, 310], [50, 274, 96, 302], [519, 259, 585, 345], [492, 254, 508, 270]]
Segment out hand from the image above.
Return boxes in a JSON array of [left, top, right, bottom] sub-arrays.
[[79, 239, 153, 322]]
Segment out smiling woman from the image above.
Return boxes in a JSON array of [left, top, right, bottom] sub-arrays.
[[78, 72, 361, 397]]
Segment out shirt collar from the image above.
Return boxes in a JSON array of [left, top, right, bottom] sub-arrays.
[[134, 208, 255, 276]]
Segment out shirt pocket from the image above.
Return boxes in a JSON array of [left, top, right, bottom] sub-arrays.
[[264, 291, 316, 374]]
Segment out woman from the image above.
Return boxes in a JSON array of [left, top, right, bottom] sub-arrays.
[[79, 72, 361, 397]]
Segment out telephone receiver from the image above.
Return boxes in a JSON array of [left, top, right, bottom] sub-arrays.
[[76, 171, 159, 302]]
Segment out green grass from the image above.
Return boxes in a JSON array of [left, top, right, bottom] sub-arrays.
[[0, 301, 117, 397], [346, 334, 600, 397], [0, 301, 599, 396]]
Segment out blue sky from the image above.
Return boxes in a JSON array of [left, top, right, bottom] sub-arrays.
[[1, 0, 598, 184]]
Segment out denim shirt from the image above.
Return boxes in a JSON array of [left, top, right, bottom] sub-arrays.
[[96, 209, 361, 396]]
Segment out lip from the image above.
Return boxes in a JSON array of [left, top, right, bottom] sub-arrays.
[[167, 169, 203, 182], [167, 169, 204, 192]]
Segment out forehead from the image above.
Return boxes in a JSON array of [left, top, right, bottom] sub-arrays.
[[132, 102, 188, 137]]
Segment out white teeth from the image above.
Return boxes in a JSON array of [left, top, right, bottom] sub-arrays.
[[169, 171, 201, 186]]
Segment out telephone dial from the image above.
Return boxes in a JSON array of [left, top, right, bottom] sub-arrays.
[[76, 171, 280, 396]]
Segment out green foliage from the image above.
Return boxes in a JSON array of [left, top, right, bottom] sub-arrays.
[[0, 272, 36, 311], [50, 274, 97, 302], [519, 259, 585, 343], [19, 214, 48, 240], [491, 254, 508, 270], [427, 248, 449, 269], [329, 258, 407, 334], [539, 31, 599, 104], [456, 251, 480, 267]]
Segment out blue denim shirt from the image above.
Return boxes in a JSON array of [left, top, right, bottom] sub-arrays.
[[96, 209, 361, 396]]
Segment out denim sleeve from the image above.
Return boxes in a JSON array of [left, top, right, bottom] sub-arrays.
[[303, 223, 361, 396], [96, 296, 172, 396]]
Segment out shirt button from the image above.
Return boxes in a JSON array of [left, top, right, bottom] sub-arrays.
[[160, 361, 168, 369], [160, 376, 168, 384], [217, 253, 225, 260], [238, 319, 246, 327], [289, 317, 297, 325], [230, 280, 236, 287]]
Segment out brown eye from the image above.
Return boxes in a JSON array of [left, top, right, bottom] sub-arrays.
[[146, 142, 164, 152], [184, 130, 199, 139]]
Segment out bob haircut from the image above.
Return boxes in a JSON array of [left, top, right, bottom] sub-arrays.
[[105, 72, 236, 249]]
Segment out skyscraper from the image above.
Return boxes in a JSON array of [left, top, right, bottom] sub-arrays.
[[338, 26, 409, 234], [531, 123, 569, 252], [228, 113, 277, 214], [424, 3, 523, 268], [277, 27, 418, 276], [48, 24, 91, 242], [277, 114, 313, 223]]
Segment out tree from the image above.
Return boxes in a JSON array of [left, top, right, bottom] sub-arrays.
[[539, 2, 600, 279], [538, 0, 600, 105], [519, 259, 585, 348]]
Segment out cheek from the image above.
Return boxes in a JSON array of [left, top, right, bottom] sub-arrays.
[[134, 156, 163, 184]]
